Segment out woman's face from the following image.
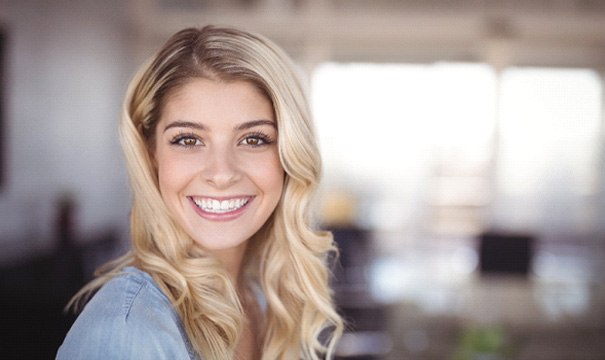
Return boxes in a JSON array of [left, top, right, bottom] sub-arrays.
[[154, 78, 284, 260]]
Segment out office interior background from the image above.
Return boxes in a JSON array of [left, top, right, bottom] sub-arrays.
[[1, 0, 604, 359]]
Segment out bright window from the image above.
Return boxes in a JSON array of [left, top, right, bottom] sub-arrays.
[[311, 63, 602, 238], [493, 67, 602, 233], [311, 62, 497, 233]]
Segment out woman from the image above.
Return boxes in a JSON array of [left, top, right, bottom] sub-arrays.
[[57, 26, 343, 359]]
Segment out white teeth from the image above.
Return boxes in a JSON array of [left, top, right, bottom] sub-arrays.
[[193, 197, 249, 214]]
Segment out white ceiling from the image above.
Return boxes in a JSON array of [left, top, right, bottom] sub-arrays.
[[128, 0, 605, 69]]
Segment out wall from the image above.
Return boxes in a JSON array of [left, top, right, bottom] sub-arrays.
[[0, 0, 133, 262]]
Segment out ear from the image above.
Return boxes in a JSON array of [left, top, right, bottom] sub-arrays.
[[142, 131, 158, 171], [137, 119, 160, 174], [148, 142, 159, 171]]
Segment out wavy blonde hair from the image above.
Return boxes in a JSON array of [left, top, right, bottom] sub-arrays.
[[71, 26, 343, 359]]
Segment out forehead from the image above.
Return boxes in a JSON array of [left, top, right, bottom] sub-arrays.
[[162, 78, 273, 120]]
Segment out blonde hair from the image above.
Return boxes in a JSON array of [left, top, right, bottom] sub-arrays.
[[71, 26, 343, 359]]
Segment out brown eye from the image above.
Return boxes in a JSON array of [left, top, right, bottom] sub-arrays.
[[244, 137, 261, 146], [240, 133, 273, 147], [181, 138, 198, 146], [170, 134, 202, 147]]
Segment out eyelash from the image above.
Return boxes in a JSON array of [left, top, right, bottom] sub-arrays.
[[169, 133, 202, 147], [168, 131, 275, 148], [240, 131, 275, 147]]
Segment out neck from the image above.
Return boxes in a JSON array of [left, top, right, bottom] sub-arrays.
[[207, 242, 248, 286]]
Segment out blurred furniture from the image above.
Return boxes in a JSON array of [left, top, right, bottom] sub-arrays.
[[479, 232, 534, 276], [331, 226, 392, 360], [0, 230, 119, 359]]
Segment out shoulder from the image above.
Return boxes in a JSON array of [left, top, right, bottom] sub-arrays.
[[57, 267, 198, 360]]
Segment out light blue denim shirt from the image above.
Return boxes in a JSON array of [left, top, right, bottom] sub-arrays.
[[56, 266, 200, 359]]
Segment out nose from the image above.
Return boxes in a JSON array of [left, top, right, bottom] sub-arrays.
[[202, 145, 241, 189]]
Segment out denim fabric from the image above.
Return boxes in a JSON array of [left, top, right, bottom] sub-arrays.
[[56, 266, 199, 360]]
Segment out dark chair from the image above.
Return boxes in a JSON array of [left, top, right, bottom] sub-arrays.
[[478, 232, 535, 276]]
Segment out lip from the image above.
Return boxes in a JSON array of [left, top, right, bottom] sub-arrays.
[[188, 195, 254, 221]]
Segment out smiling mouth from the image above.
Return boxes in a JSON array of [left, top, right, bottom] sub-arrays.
[[190, 196, 252, 214]]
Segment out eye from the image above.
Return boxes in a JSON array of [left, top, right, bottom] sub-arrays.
[[180, 138, 200, 146], [170, 134, 203, 147], [241, 136, 265, 146], [239, 132, 274, 147]]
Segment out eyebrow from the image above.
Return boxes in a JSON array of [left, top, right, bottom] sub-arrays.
[[163, 121, 205, 133], [235, 119, 276, 131], [163, 119, 276, 133]]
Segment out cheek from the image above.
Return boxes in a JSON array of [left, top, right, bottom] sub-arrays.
[[241, 154, 281, 189], [156, 152, 194, 199], [255, 154, 285, 196]]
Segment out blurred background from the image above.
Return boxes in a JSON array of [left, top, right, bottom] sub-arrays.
[[1, 0, 604, 359]]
